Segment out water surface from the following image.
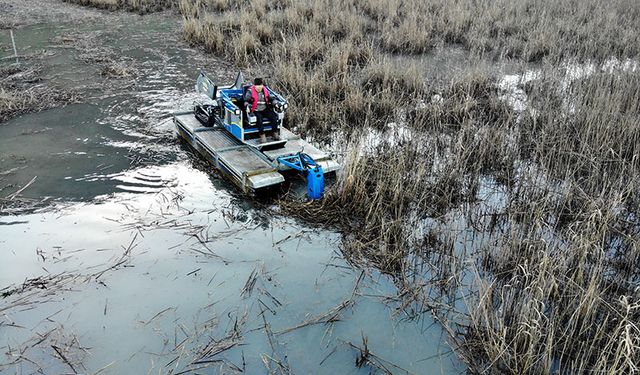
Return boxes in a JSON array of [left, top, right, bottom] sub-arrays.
[[0, 4, 461, 374]]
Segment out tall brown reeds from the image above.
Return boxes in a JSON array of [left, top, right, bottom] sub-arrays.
[[48, 0, 626, 371], [447, 68, 639, 372], [180, 0, 639, 63], [178, 0, 640, 373]]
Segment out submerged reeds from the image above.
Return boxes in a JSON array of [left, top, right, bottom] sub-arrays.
[[0, 64, 78, 123]]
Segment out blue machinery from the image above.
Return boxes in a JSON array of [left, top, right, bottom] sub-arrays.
[[277, 153, 325, 200], [175, 71, 339, 201]]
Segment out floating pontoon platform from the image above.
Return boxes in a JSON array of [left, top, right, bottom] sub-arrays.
[[174, 111, 339, 194]]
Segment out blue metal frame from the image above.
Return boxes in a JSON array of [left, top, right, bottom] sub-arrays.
[[277, 153, 316, 171], [218, 86, 287, 142], [277, 153, 325, 200]]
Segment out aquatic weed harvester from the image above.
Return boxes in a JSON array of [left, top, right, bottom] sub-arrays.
[[173, 72, 339, 199]]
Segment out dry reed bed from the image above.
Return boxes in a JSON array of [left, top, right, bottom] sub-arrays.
[[178, 1, 640, 373], [180, 0, 640, 63], [457, 71, 640, 372], [178, 0, 640, 141], [297, 67, 640, 374]]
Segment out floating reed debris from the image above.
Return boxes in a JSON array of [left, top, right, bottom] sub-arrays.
[[0, 324, 89, 374], [0, 64, 78, 123], [101, 61, 137, 77], [0, 175, 49, 215], [274, 271, 363, 335], [62, 0, 175, 13], [349, 334, 413, 374]]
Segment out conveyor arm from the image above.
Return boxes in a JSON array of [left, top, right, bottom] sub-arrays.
[[277, 153, 325, 200]]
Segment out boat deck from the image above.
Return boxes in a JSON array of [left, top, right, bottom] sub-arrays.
[[174, 110, 340, 193], [174, 111, 284, 192]]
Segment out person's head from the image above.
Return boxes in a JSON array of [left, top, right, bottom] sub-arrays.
[[253, 77, 264, 90]]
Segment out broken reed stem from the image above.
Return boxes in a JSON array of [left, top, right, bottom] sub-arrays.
[[10, 29, 18, 64]]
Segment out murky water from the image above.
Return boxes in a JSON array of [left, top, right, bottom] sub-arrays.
[[1, 4, 460, 374]]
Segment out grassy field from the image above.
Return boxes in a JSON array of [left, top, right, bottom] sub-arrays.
[[54, 0, 640, 372]]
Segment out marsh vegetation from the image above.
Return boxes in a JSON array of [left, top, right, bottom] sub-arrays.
[[0, 64, 77, 123], [176, 0, 640, 373], [4, 0, 639, 373], [62, 0, 175, 13]]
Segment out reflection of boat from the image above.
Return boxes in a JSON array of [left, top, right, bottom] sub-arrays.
[[174, 72, 339, 199]]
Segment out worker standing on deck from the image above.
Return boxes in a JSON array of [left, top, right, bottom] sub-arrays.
[[245, 77, 280, 144]]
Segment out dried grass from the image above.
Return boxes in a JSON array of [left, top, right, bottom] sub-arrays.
[[0, 64, 78, 123], [178, 0, 640, 372], [63, 0, 175, 13]]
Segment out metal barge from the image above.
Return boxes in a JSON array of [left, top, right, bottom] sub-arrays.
[[173, 72, 339, 198]]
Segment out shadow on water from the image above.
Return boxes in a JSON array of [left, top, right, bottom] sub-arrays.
[[1, 3, 462, 375]]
